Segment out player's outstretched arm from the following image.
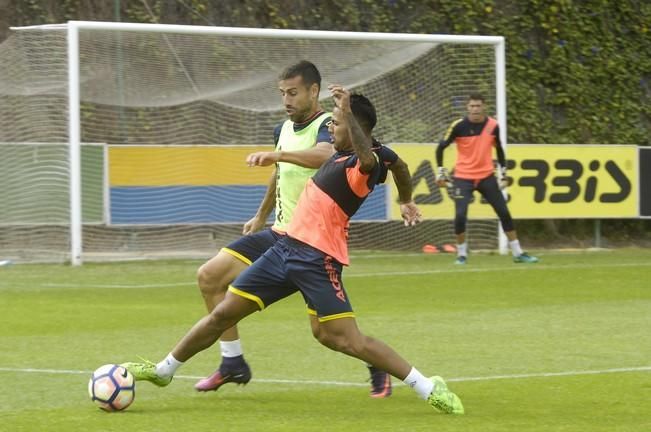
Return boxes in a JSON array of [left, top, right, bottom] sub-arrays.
[[435, 141, 453, 188], [400, 201, 422, 226], [390, 158, 422, 226], [494, 128, 509, 189], [246, 143, 333, 169], [243, 169, 276, 235], [436, 119, 460, 187], [390, 158, 413, 204], [277, 143, 334, 168]]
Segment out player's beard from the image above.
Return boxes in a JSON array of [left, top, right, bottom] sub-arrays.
[[288, 96, 318, 123], [288, 106, 312, 123]]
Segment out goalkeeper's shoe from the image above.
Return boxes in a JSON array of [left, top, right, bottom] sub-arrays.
[[121, 359, 172, 387], [454, 256, 467, 265], [368, 366, 392, 398], [513, 252, 539, 264], [194, 361, 252, 392], [427, 376, 464, 414]]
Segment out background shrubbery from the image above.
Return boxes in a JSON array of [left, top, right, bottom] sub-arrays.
[[2, 0, 650, 245]]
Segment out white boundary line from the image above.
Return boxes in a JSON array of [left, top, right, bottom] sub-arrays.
[[41, 282, 195, 289], [35, 261, 651, 289], [1, 365, 650, 386], [446, 366, 651, 382], [349, 261, 651, 278]]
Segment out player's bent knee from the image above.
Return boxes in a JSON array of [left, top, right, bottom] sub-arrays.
[[197, 252, 245, 296], [314, 331, 337, 350], [197, 263, 222, 295], [196, 264, 211, 292], [309, 324, 321, 340], [316, 332, 362, 356]]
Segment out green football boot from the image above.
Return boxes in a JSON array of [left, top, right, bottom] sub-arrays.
[[454, 256, 467, 265], [427, 376, 464, 414], [121, 359, 172, 387], [513, 252, 539, 264]]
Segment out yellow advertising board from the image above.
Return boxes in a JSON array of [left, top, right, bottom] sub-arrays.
[[388, 144, 638, 219], [109, 145, 274, 186]]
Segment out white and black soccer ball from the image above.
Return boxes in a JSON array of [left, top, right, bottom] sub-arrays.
[[88, 364, 135, 412]]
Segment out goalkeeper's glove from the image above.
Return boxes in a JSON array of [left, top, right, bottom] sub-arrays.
[[436, 167, 451, 185], [497, 165, 508, 190]]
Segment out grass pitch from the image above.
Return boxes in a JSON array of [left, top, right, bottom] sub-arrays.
[[1, 249, 650, 431]]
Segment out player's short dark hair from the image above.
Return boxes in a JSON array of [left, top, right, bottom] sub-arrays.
[[350, 93, 377, 132], [279, 60, 322, 91], [468, 93, 486, 103]]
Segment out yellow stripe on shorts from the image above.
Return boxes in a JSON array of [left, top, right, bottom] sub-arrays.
[[228, 286, 265, 310], [222, 248, 253, 265], [318, 312, 356, 322]]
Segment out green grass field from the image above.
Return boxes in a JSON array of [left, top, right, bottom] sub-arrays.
[[1, 249, 651, 431]]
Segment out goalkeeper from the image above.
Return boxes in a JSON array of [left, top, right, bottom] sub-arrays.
[[435, 93, 538, 265]]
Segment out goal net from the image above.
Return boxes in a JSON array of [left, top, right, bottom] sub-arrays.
[[0, 22, 505, 264]]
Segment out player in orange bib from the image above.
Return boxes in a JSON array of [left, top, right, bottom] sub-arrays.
[[192, 61, 418, 398], [122, 86, 463, 415], [436, 94, 538, 265]]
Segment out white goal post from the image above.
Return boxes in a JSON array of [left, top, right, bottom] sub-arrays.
[[2, 21, 507, 265]]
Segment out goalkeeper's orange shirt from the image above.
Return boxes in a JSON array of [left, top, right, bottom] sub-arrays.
[[445, 116, 498, 180]]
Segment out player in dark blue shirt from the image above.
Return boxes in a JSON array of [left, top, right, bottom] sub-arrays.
[[122, 86, 463, 415]]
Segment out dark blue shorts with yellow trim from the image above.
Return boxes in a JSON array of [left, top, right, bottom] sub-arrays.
[[222, 228, 284, 265], [229, 236, 354, 322]]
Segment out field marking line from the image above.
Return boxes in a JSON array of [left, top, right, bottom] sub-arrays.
[[40, 282, 195, 288], [349, 261, 651, 278], [34, 261, 651, 289], [1, 365, 650, 386], [446, 366, 651, 382]]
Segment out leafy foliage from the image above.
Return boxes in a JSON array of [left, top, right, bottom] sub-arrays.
[[3, 0, 649, 145], [2, 1, 650, 238]]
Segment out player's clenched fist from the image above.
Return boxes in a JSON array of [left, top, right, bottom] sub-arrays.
[[246, 151, 280, 167], [328, 84, 351, 109]]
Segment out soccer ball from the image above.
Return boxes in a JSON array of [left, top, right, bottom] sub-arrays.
[[88, 364, 135, 412]]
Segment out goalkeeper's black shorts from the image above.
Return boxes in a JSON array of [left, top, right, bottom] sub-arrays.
[[452, 174, 514, 234]]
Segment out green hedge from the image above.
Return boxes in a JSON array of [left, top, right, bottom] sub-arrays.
[[7, 0, 650, 146], [5, 1, 651, 242]]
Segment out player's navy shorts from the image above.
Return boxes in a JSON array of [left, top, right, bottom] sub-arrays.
[[229, 236, 355, 322], [221, 228, 284, 265]]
